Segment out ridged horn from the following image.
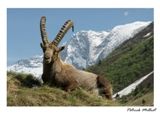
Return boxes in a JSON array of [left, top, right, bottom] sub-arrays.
[[40, 16, 49, 44], [52, 20, 74, 46]]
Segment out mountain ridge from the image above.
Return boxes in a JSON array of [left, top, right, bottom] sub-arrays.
[[8, 21, 151, 78]]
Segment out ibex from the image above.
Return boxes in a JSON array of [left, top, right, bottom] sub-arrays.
[[40, 16, 112, 100]]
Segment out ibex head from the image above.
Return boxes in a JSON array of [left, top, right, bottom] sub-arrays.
[[40, 16, 74, 64]]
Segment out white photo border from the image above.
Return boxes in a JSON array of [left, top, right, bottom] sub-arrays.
[[0, 0, 160, 114]]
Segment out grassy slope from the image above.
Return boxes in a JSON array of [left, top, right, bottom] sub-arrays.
[[7, 72, 153, 106], [7, 72, 117, 106], [126, 92, 153, 106], [117, 73, 153, 106]]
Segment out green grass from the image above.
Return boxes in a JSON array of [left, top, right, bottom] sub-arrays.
[[7, 71, 153, 106], [88, 36, 153, 93], [117, 72, 153, 105], [126, 92, 153, 106], [7, 72, 118, 106]]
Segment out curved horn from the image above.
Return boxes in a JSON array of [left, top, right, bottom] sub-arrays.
[[40, 16, 49, 44], [52, 20, 74, 46]]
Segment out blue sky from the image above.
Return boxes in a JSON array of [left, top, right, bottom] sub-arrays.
[[7, 8, 153, 65]]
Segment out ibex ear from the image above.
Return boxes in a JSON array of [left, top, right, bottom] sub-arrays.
[[58, 46, 65, 52], [40, 43, 45, 48]]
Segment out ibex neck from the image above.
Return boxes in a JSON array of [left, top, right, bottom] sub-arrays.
[[53, 57, 64, 73]]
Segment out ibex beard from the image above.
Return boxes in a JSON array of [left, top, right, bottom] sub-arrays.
[[40, 16, 113, 100]]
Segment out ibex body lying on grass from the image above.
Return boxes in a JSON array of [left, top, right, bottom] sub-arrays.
[[40, 16, 112, 99]]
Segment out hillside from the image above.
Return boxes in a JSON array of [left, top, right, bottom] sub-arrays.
[[118, 73, 153, 106], [88, 22, 153, 93], [126, 92, 153, 106], [113, 71, 153, 98], [7, 71, 153, 106], [7, 72, 117, 106]]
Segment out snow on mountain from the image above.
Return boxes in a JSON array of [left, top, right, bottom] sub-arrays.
[[7, 55, 43, 78], [61, 30, 109, 68], [112, 71, 153, 99], [62, 21, 151, 68], [7, 21, 151, 77]]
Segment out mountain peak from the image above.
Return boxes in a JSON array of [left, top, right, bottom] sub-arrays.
[[8, 21, 151, 77]]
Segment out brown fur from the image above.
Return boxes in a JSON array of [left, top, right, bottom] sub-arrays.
[[97, 76, 113, 100], [40, 17, 113, 99], [42, 54, 113, 99]]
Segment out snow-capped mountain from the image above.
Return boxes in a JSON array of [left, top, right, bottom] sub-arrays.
[[61, 21, 151, 68], [61, 30, 109, 68], [7, 21, 151, 78], [8, 55, 43, 78]]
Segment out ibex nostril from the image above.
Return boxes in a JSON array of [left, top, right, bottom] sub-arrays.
[[44, 55, 49, 59], [44, 53, 50, 59], [44, 57, 48, 59]]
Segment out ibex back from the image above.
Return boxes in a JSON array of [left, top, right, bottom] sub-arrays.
[[40, 16, 113, 100]]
